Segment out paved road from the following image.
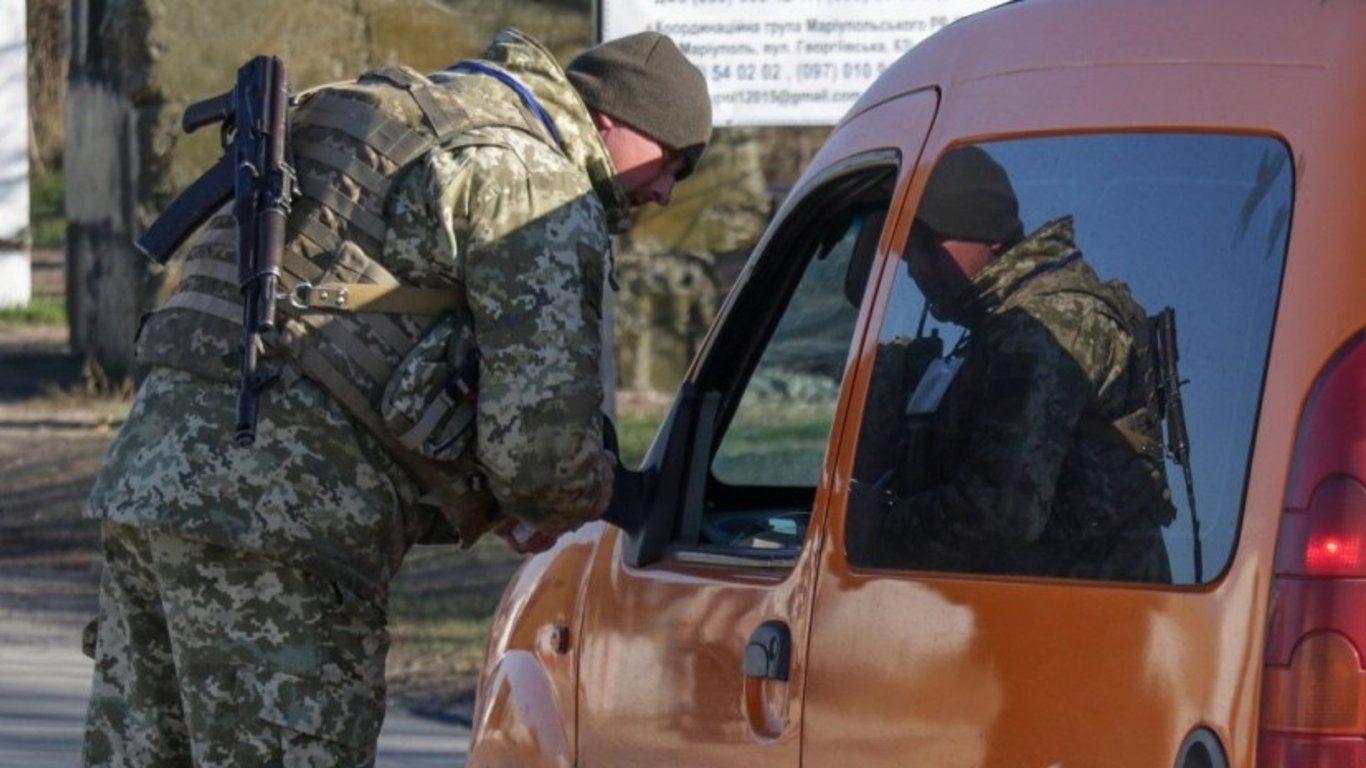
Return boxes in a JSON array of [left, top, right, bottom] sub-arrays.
[[0, 636, 471, 767]]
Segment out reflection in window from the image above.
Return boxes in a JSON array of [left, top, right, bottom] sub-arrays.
[[849, 134, 1291, 585]]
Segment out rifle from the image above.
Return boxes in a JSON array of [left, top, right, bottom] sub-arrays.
[[137, 56, 297, 447], [1151, 307, 1203, 581]]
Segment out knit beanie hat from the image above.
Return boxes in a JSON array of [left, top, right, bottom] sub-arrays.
[[566, 31, 712, 179], [916, 145, 1024, 244]]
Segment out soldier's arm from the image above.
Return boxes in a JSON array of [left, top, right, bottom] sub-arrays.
[[436, 141, 612, 536]]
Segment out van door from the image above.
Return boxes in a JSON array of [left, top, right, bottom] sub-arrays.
[[575, 92, 940, 766]]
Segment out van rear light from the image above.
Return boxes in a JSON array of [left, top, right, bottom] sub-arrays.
[[1257, 735, 1364, 768], [1276, 476, 1366, 578], [1259, 336, 1366, 767], [1261, 632, 1366, 732]]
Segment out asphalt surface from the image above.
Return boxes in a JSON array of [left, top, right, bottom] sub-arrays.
[[0, 630, 472, 767]]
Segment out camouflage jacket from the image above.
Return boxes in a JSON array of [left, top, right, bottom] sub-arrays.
[[879, 217, 1173, 582], [86, 29, 629, 598]]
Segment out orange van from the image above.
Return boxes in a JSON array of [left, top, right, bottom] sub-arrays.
[[467, 0, 1366, 765]]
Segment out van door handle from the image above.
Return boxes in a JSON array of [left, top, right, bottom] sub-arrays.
[[742, 620, 791, 681]]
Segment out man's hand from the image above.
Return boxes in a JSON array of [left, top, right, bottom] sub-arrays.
[[492, 450, 619, 554], [492, 517, 558, 555]]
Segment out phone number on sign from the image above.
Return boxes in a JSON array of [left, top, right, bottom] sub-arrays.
[[709, 61, 886, 83]]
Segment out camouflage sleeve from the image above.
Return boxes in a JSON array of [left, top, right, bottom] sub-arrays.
[[912, 300, 1131, 548], [435, 139, 611, 536]]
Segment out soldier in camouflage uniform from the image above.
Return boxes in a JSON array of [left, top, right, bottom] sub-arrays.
[[865, 145, 1174, 583], [82, 28, 711, 767]]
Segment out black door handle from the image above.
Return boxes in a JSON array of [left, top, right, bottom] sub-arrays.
[[742, 620, 791, 681]]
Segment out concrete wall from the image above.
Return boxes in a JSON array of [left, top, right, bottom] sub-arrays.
[[0, 0, 31, 308]]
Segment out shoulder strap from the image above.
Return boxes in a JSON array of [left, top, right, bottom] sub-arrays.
[[446, 61, 565, 150], [364, 65, 461, 142]]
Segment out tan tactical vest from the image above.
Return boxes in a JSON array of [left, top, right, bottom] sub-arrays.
[[136, 65, 556, 544], [1072, 279, 1178, 527]]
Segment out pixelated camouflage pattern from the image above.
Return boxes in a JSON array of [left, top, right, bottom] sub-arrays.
[[115, 26, 624, 580], [88, 369, 417, 597], [84, 522, 386, 767], [381, 309, 479, 461], [431, 28, 634, 234], [873, 217, 1173, 582]]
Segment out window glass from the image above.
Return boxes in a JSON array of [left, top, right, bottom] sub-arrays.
[[711, 206, 883, 488], [848, 134, 1291, 585]]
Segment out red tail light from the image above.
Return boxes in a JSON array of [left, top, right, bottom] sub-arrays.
[[1260, 336, 1366, 766]]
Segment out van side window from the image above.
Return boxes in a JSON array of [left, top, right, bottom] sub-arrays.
[[711, 206, 884, 487], [847, 134, 1291, 585], [671, 161, 895, 563]]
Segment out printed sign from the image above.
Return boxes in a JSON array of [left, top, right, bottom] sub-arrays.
[[602, 0, 1002, 125]]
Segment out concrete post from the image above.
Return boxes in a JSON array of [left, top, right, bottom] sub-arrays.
[[0, 0, 31, 309]]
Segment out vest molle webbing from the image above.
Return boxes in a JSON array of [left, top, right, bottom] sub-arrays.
[[135, 65, 560, 544]]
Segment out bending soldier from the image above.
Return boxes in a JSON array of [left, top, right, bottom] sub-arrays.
[[82, 28, 711, 767]]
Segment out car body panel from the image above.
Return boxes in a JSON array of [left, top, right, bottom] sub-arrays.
[[466, 529, 602, 766]]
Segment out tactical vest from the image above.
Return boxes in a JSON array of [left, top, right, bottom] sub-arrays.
[[1054, 277, 1178, 527], [135, 65, 558, 544]]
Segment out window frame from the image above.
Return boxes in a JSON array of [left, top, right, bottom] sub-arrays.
[[623, 151, 900, 569]]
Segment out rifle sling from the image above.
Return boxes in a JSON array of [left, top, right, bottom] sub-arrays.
[[289, 282, 462, 315], [176, 253, 460, 318]]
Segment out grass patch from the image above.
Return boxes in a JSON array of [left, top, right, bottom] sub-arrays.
[[29, 168, 65, 249], [616, 410, 666, 467], [713, 416, 833, 485], [0, 295, 67, 326]]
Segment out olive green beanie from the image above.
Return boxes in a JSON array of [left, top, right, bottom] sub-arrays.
[[566, 31, 712, 179]]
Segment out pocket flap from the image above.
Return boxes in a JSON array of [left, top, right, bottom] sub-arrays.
[[235, 668, 379, 748]]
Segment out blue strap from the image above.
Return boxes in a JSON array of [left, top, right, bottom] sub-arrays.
[[446, 61, 565, 150], [1019, 249, 1082, 283]]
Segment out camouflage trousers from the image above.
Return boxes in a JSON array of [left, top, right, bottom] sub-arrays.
[[82, 521, 389, 767]]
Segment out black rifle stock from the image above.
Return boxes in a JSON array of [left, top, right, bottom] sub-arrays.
[[1152, 307, 1203, 581]]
